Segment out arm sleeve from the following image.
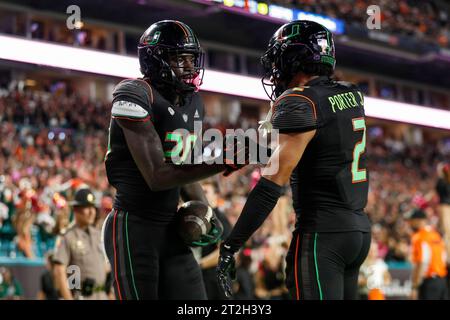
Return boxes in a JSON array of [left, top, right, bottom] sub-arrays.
[[111, 79, 154, 122], [223, 177, 282, 253], [271, 94, 318, 133]]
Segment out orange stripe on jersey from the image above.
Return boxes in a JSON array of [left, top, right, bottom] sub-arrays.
[[272, 94, 317, 120], [411, 227, 447, 278], [174, 21, 189, 38]]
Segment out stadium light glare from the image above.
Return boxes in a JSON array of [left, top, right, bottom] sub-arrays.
[[0, 35, 137, 78], [199, 0, 344, 34], [257, 3, 269, 15], [268, 4, 294, 21], [0, 35, 449, 130]]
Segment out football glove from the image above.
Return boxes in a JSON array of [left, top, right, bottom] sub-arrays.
[[216, 243, 236, 299]]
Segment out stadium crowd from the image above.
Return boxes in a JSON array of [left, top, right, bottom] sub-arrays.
[[0, 85, 449, 299], [274, 0, 450, 48], [1, 0, 449, 50]]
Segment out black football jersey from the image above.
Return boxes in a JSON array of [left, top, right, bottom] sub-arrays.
[[105, 79, 205, 222], [271, 76, 370, 232]]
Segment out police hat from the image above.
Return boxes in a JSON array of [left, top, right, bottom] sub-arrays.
[[404, 208, 427, 220], [69, 188, 97, 207]]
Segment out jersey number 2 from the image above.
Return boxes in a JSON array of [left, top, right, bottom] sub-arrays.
[[351, 117, 367, 183]]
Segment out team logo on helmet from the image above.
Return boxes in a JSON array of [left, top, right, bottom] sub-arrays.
[[148, 31, 161, 45]]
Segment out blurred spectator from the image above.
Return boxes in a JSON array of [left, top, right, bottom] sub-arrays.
[[37, 252, 59, 300], [359, 242, 391, 300], [435, 162, 450, 268], [0, 267, 23, 300], [273, 0, 450, 48], [254, 240, 289, 300], [233, 250, 256, 300], [2, 1, 449, 49], [0, 202, 8, 228], [199, 180, 233, 300], [13, 206, 35, 259], [406, 208, 448, 300], [385, 237, 409, 262]]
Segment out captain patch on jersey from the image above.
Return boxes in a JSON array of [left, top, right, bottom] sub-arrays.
[[111, 100, 150, 120]]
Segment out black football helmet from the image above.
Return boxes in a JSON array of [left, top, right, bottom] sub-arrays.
[[138, 20, 205, 96], [261, 20, 336, 100]]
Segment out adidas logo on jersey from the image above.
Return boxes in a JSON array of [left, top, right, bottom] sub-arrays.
[[168, 107, 175, 116], [194, 110, 200, 118]]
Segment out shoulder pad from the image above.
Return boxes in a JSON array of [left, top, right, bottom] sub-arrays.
[[113, 79, 153, 105], [271, 92, 318, 133], [112, 79, 153, 120]]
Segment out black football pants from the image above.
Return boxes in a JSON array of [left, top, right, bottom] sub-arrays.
[[286, 230, 371, 300], [419, 277, 448, 300], [102, 209, 207, 300]]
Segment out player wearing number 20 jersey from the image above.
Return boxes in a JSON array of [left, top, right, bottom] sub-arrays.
[[105, 78, 204, 222], [102, 20, 232, 300]]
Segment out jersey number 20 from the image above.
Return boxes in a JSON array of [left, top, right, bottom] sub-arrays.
[[351, 117, 367, 183], [164, 132, 197, 164]]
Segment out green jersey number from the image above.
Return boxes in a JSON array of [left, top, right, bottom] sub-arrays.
[[351, 117, 367, 183], [164, 132, 197, 165]]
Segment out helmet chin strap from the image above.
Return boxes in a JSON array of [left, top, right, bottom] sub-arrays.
[[153, 69, 194, 105]]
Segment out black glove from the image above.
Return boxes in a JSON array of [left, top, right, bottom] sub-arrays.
[[216, 243, 236, 299]]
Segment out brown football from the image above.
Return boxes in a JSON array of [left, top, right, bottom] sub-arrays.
[[177, 201, 213, 244]]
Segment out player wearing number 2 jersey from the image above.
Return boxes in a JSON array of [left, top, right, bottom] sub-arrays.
[[102, 20, 239, 300], [217, 20, 371, 300]]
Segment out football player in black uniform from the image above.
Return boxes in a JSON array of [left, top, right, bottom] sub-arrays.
[[102, 20, 241, 300], [217, 20, 371, 300]]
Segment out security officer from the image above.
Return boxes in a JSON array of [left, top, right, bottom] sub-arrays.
[[53, 188, 109, 300], [406, 208, 448, 300]]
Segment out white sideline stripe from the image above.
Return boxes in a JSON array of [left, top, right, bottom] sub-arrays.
[[0, 35, 449, 130]]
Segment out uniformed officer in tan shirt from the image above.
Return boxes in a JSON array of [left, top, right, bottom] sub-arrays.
[[53, 188, 109, 300]]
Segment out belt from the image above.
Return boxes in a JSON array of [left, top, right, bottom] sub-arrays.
[[71, 285, 105, 294], [93, 285, 105, 293]]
